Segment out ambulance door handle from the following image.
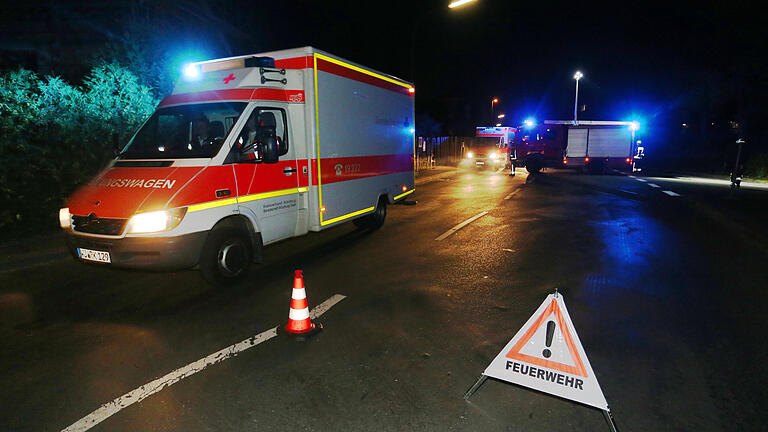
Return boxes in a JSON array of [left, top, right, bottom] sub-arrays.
[[283, 167, 297, 176]]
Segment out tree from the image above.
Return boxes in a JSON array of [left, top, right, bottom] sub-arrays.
[[0, 64, 158, 234]]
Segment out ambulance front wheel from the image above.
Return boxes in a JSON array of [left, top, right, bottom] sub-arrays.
[[200, 227, 252, 286], [354, 196, 387, 230]]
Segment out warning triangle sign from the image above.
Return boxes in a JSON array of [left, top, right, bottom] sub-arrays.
[[482, 293, 609, 410]]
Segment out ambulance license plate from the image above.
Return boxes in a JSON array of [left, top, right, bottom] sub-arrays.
[[77, 248, 111, 263]]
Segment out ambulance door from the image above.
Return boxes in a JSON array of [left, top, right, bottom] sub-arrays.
[[234, 105, 300, 244]]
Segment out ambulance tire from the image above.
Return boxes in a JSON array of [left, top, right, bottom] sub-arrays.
[[354, 196, 387, 230], [200, 227, 252, 286]]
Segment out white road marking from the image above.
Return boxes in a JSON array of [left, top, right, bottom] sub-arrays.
[[648, 183, 660, 188], [309, 294, 346, 320], [662, 190, 680, 196], [435, 211, 489, 241], [62, 294, 347, 432], [619, 189, 639, 195], [636, 178, 647, 182], [502, 248, 516, 253], [628, 175, 636, 179], [504, 188, 521, 200]]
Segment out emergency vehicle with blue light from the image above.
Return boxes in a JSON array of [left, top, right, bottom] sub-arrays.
[[510, 120, 641, 173], [469, 126, 516, 169], [59, 47, 415, 285]]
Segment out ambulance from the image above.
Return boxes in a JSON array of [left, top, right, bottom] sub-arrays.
[[59, 47, 416, 285]]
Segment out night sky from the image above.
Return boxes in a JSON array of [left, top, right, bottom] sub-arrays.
[[1, 0, 765, 142]]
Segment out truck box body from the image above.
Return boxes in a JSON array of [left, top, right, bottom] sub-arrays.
[[558, 121, 635, 169], [61, 47, 415, 278], [510, 120, 638, 173]]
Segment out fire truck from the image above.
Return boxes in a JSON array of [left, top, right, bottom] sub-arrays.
[[556, 120, 641, 172], [58, 47, 415, 285], [509, 120, 640, 173], [470, 126, 516, 169]]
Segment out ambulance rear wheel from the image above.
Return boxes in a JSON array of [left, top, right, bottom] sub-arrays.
[[354, 196, 387, 230], [200, 228, 252, 286]]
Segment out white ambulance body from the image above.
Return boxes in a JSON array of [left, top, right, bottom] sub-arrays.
[[60, 47, 415, 284]]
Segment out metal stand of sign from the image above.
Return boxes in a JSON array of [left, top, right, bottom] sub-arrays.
[[463, 374, 487, 400], [465, 375, 620, 431], [602, 408, 619, 432]]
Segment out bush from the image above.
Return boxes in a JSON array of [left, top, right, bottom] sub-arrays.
[[745, 152, 768, 179], [0, 64, 158, 235]]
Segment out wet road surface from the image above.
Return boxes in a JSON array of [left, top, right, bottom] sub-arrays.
[[1, 167, 767, 431]]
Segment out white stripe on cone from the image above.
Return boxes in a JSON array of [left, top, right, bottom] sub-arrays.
[[289, 308, 310, 320], [292, 288, 306, 300]]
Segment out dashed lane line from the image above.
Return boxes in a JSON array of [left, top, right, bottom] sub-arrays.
[[435, 211, 489, 241], [62, 294, 347, 432], [504, 188, 521, 200], [635, 178, 647, 182], [662, 190, 680, 196], [648, 183, 661, 188]]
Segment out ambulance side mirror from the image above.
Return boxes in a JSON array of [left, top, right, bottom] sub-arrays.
[[261, 136, 279, 164]]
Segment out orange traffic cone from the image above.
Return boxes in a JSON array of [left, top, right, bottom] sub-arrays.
[[285, 270, 321, 336]]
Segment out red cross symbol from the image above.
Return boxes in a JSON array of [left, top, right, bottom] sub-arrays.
[[222, 73, 236, 84]]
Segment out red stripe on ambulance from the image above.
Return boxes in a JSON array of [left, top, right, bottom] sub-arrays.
[[159, 89, 305, 106], [312, 154, 413, 185]]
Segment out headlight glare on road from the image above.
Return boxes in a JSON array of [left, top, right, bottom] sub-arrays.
[[127, 208, 187, 234], [467, 151, 474, 159], [59, 207, 71, 229]]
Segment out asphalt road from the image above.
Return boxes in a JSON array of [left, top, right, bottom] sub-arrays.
[[2, 166, 768, 431]]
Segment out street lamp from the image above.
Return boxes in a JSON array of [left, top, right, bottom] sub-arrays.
[[497, 114, 505, 119], [573, 71, 583, 125], [448, 0, 476, 8], [491, 98, 499, 124]]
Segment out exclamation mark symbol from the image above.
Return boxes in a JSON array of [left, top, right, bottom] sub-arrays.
[[542, 320, 555, 358]]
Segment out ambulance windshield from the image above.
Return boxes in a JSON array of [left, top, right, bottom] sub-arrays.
[[119, 102, 248, 159]]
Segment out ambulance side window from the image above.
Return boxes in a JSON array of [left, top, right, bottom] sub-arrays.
[[235, 107, 289, 162]]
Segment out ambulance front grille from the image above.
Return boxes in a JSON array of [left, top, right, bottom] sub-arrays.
[[72, 215, 128, 236]]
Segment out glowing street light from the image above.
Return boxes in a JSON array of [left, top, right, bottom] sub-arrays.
[[573, 71, 583, 125], [448, 0, 476, 9], [491, 97, 499, 124], [497, 114, 505, 119]]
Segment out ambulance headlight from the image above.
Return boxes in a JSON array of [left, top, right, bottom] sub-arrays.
[[59, 207, 71, 229], [127, 208, 187, 234], [467, 151, 474, 159]]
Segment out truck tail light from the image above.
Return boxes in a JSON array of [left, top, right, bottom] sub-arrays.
[[562, 158, 567, 165], [585, 157, 590, 162], [402, 185, 408, 191], [626, 158, 632, 163], [320, 206, 327, 213]]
